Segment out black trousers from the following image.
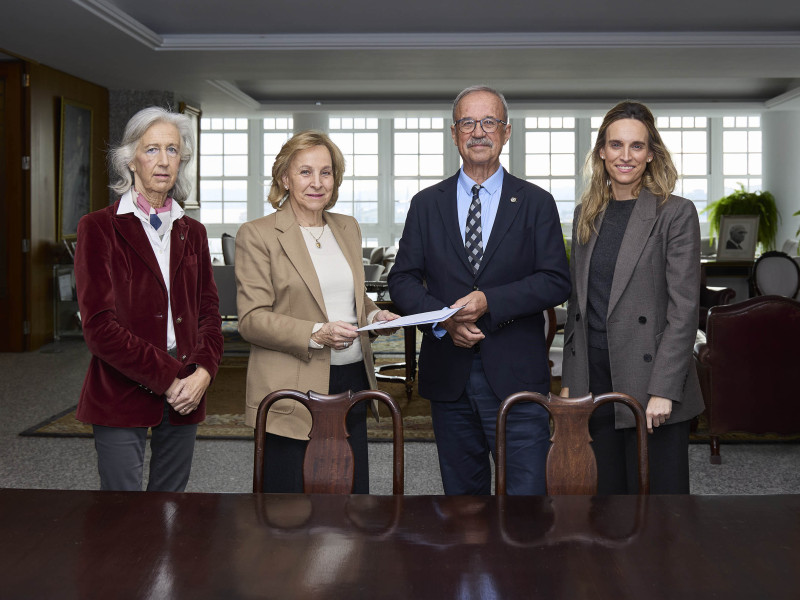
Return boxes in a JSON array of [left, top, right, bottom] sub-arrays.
[[261, 361, 370, 493], [588, 345, 691, 494]]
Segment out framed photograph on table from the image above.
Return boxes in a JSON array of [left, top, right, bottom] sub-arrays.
[[58, 98, 93, 241], [179, 102, 201, 210], [716, 214, 759, 261]]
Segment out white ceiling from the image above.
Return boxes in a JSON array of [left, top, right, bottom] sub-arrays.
[[3, 0, 800, 115]]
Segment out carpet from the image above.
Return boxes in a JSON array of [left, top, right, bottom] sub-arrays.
[[21, 326, 800, 445], [21, 332, 434, 441]]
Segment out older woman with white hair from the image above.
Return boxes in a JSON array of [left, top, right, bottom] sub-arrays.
[[74, 106, 223, 492]]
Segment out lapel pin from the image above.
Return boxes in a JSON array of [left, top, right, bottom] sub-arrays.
[[510, 197, 518, 203]]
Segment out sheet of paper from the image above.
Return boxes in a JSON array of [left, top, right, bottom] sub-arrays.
[[357, 306, 464, 331]]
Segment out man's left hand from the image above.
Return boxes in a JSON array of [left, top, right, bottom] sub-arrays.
[[450, 291, 488, 323]]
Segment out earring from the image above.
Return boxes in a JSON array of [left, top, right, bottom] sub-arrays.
[[647, 158, 652, 163], [600, 155, 605, 160]]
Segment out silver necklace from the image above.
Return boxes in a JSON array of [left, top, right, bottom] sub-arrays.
[[301, 224, 325, 248]]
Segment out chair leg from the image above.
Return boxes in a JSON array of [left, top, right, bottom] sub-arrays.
[[709, 435, 722, 464]]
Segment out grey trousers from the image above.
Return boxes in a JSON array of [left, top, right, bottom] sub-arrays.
[[92, 401, 198, 492]]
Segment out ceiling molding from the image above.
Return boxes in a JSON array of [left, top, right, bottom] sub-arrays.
[[68, 3, 800, 52], [765, 86, 800, 109], [206, 80, 260, 110], [158, 31, 800, 51], [72, 0, 162, 48]]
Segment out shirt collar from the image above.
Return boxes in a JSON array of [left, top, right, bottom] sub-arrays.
[[458, 165, 504, 198], [118, 188, 185, 221]]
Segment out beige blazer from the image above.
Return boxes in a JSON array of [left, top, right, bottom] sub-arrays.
[[235, 202, 379, 439], [562, 190, 705, 428]]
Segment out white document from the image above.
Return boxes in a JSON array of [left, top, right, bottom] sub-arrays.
[[357, 306, 464, 331]]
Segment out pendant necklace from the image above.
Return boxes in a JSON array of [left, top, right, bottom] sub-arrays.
[[301, 224, 325, 248]]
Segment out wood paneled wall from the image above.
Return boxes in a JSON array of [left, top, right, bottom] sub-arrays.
[[28, 64, 109, 349]]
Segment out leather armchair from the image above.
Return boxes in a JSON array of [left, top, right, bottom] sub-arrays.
[[693, 295, 800, 463], [698, 285, 735, 332]]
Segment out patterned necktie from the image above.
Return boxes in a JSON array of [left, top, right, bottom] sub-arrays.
[[150, 213, 163, 230], [465, 184, 483, 273]]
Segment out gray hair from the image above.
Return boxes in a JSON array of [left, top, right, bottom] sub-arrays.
[[452, 85, 509, 123], [108, 107, 195, 202]]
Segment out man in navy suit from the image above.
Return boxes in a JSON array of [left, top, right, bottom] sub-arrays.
[[388, 86, 571, 495]]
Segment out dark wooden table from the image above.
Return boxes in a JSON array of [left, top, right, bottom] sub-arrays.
[[2, 489, 799, 599]]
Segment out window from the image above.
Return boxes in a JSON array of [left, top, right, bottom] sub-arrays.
[[393, 117, 447, 225], [525, 117, 577, 222], [329, 118, 380, 224], [199, 118, 249, 225], [722, 116, 761, 195], [657, 116, 709, 215], [198, 110, 763, 248], [262, 117, 294, 215]]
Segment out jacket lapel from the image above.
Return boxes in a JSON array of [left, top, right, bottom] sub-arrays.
[[434, 173, 474, 274], [478, 169, 522, 277], [112, 205, 166, 292], [169, 218, 189, 288], [607, 190, 658, 316], [275, 203, 327, 317], [577, 209, 604, 318]]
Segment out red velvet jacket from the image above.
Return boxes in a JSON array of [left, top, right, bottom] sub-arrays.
[[74, 199, 223, 427]]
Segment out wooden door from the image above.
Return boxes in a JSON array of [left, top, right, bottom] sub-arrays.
[[0, 62, 28, 351]]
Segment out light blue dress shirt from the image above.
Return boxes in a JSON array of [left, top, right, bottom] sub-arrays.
[[432, 166, 505, 338]]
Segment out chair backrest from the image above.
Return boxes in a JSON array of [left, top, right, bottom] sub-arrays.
[[780, 238, 798, 256], [212, 265, 237, 319], [254, 389, 404, 494], [697, 295, 800, 436], [753, 251, 800, 297], [221, 233, 236, 266], [495, 392, 649, 495], [364, 263, 384, 282]]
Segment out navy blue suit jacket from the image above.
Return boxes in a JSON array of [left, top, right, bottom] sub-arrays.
[[388, 170, 571, 403]]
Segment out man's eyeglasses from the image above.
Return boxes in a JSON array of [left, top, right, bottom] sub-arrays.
[[454, 117, 507, 134]]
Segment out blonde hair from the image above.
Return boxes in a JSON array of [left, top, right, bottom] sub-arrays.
[[576, 101, 677, 244], [266, 130, 345, 210]]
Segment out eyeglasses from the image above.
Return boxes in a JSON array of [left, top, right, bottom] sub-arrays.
[[454, 117, 507, 134]]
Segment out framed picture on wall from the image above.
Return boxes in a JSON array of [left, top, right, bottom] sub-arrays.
[[716, 214, 759, 261], [180, 102, 201, 210], [58, 98, 93, 241]]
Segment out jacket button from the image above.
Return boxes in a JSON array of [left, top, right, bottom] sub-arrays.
[[180, 234, 185, 241], [638, 316, 647, 324], [576, 313, 581, 321], [644, 354, 652, 362], [473, 285, 479, 291], [181, 354, 187, 361], [176, 317, 183, 324]]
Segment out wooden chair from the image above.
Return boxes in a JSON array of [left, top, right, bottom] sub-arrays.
[[253, 389, 404, 494], [495, 392, 649, 495]]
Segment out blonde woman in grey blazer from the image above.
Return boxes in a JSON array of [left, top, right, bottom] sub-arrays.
[[561, 101, 704, 494]]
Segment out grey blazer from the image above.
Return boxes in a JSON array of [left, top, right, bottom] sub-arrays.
[[562, 189, 705, 428]]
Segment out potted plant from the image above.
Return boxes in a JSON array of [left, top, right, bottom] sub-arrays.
[[704, 185, 780, 252]]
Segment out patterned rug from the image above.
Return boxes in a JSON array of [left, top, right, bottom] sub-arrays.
[[20, 329, 433, 441], [20, 324, 800, 445]]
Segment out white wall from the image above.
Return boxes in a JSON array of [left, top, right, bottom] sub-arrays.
[[762, 110, 800, 252]]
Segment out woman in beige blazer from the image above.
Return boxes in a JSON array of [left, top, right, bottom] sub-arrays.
[[235, 131, 398, 493], [561, 101, 704, 494]]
